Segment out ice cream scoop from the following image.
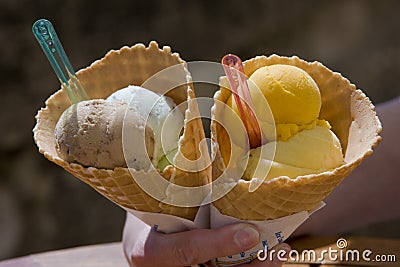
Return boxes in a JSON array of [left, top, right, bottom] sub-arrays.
[[248, 64, 321, 125], [224, 61, 344, 181], [54, 99, 155, 170], [227, 64, 325, 141], [244, 126, 344, 180], [107, 85, 184, 169]]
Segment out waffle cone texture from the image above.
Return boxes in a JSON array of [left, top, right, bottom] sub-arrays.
[[33, 42, 211, 220], [211, 55, 382, 220], [34, 44, 381, 222]]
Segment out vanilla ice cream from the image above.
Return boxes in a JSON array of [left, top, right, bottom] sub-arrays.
[[54, 99, 154, 170], [244, 126, 344, 180], [107, 85, 184, 169]]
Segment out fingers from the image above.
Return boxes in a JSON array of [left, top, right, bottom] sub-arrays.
[[126, 221, 290, 267], [137, 223, 260, 267]]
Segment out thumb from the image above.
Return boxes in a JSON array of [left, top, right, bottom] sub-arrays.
[[148, 223, 260, 266]]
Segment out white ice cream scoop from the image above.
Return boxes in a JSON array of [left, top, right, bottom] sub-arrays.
[[107, 85, 184, 168]]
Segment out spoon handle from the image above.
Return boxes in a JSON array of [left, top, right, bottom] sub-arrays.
[[222, 54, 264, 148], [33, 19, 88, 104]]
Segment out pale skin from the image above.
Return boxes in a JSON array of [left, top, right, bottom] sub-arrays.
[[123, 213, 290, 267]]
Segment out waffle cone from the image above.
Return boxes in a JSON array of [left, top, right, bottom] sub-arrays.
[[33, 41, 211, 220], [211, 55, 382, 220]]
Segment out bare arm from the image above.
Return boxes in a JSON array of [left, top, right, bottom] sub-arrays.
[[295, 97, 400, 236]]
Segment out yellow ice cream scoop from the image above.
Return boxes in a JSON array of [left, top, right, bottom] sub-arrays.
[[223, 60, 344, 181], [227, 64, 326, 141], [248, 64, 321, 125], [244, 126, 344, 180]]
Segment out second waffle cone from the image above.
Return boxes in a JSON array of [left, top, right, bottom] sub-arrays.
[[211, 55, 382, 220]]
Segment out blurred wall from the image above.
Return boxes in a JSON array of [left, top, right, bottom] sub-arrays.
[[0, 0, 399, 260]]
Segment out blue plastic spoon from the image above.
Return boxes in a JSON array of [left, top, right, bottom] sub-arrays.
[[32, 19, 89, 103]]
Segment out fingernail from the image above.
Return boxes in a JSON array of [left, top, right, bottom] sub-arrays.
[[233, 225, 259, 249]]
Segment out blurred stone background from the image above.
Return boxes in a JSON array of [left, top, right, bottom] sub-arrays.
[[0, 0, 399, 261]]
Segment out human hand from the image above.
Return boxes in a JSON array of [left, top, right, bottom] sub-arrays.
[[123, 217, 290, 267]]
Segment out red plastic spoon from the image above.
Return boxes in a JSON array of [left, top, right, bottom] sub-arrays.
[[222, 54, 264, 148]]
